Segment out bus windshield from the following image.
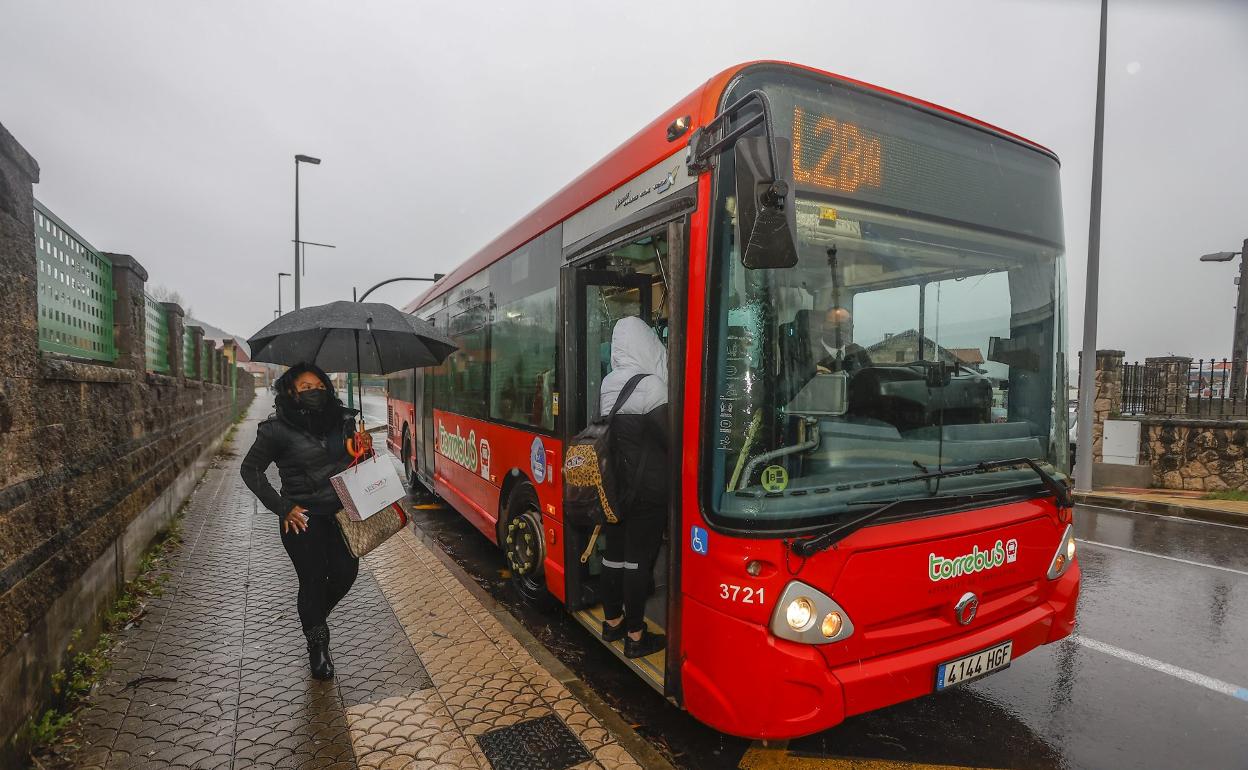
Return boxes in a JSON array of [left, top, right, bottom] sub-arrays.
[[705, 69, 1067, 531]]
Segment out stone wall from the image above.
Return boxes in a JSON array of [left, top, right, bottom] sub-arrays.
[[1139, 417, 1248, 492], [0, 121, 256, 763]]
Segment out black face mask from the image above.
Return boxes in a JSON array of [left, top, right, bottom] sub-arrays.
[[296, 388, 331, 412]]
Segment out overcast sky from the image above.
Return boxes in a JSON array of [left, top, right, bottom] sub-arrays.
[[2, 0, 1245, 364]]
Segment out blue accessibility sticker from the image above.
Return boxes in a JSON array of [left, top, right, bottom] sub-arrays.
[[530, 436, 547, 484], [690, 525, 709, 556]]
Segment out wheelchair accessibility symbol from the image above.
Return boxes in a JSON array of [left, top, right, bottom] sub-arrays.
[[690, 525, 709, 556]]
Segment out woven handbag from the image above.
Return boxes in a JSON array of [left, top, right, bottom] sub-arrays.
[[335, 502, 408, 559]]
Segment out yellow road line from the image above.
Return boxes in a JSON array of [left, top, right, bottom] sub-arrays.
[[739, 743, 996, 770]]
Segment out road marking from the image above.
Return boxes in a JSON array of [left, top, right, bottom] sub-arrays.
[[1077, 539, 1248, 577], [738, 745, 991, 770], [1073, 636, 1248, 703], [1077, 502, 1248, 530]]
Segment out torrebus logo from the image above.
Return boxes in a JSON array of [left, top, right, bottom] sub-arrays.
[[437, 420, 478, 472], [929, 541, 1008, 582]]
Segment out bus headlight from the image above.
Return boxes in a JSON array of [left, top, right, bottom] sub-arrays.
[[771, 581, 854, 644], [785, 597, 815, 631], [1047, 524, 1076, 579]]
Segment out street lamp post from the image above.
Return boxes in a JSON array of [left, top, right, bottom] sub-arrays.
[[277, 271, 291, 316], [1074, 0, 1108, 492], [293, 154, 321, 310], [345, 274, 446, 411], [1200, 239, 1248, 399]]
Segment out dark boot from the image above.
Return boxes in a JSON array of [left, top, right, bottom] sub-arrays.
[[307, 624, 334, 680], [624, 629, 666, 659], [601, 618, 626, 643]]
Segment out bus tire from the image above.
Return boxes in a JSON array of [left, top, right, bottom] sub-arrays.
[[400, 425, 413, 482], [502, 483, 555, 610]]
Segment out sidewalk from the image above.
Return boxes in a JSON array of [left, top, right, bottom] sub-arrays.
[[62, 398, 650, 770], [1076, 486, 1248, 527]]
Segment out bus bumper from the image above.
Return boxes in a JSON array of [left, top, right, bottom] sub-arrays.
[[681, 562, 1080, 739]]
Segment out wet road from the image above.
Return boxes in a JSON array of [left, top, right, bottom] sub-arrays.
[[401, 479, 1248, 769]]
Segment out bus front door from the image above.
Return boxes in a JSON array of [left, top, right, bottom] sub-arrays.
[[561, 229, 675, 693]]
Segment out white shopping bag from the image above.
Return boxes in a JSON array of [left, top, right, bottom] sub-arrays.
[[330, 457, 405, 520]]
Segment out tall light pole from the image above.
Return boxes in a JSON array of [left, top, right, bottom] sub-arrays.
[[277, 271, 291, 316], [1200, 240, 1248, 398], [1075, 0, 1108, 492], [293, 154, 321, 310]]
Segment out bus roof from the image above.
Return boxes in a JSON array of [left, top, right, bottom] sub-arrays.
[[406, 60, 1055, 312]]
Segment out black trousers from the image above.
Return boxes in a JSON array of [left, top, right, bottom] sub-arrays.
[[280, 513, 359, 640], [601, 509, 666, 633]]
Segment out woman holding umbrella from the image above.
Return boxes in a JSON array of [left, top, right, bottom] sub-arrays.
[[242, 299, 456, 679], [240, 362, 372, 680]]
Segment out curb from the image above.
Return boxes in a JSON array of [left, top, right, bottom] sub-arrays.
[[405, 515, 677, 770], [1076, 492, 1248, 528]]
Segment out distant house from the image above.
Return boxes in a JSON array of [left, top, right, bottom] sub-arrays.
[[864, 330, 984, 370], [221, 338, 281, 387]]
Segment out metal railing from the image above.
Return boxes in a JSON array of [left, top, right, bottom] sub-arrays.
[[33, 201, 116, 362], [1187, 358, 1248, 417], [144, 293, 170, 373], [1120, 358, 1248, 418]]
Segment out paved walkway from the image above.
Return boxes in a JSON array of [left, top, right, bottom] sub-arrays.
[[1076, 486, 1248, 526], [65, 398, 646, 770]]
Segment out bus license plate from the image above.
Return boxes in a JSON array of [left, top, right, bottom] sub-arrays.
[[935, 641, 1012, 691]]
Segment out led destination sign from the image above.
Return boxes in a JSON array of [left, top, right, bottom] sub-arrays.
[[764, 75, 1063, 245], [791, 107, 882, 194]]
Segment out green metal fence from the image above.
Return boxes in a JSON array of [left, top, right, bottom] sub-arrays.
[[144, 293, 170, 373], [183, 326, 196, 377], [203, 340, 215, 382], [34, 201, 116, 361]]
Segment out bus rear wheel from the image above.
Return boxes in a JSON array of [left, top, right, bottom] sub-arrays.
[[502, 484, 554, 609], [402, 425, 438, 506]]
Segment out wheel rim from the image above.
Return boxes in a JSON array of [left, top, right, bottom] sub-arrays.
[[504, 507, 544, 583]]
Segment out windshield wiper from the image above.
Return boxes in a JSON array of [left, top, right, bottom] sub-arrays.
[[897, 457, 1072, 507], [791, 500, 905, 557], [789, 458, 1070, 558]]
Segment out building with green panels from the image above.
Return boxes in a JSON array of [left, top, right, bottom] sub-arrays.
[[33, 200, 116, 362]]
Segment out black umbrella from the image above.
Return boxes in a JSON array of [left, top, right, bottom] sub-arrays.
[[247, 300, 456, 418]]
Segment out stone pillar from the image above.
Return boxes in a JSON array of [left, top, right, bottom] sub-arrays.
[[1090, 350, 1124, 464], [104, 253, 148, 374], [186, 325, 204, 380], [1145, 356, 1192, 416], [162, 302, 185, 379], [0, 122, 41, 503], [0, 122, 40, 385]]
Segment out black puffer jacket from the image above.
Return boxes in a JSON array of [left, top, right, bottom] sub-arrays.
[[240, 397, 359, 517]]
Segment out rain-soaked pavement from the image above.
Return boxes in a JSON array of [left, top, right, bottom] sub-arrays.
[[410, 497, 1248, 769]]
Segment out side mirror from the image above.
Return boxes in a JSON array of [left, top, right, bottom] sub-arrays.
[[735, 136, 799, 270]]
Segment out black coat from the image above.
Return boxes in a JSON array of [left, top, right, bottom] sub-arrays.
[[240, 399, 359, 517]]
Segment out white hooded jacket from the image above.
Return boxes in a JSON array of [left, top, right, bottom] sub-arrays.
[[599, 316, 668, 416]]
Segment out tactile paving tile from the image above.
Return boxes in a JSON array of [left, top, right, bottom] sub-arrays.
[[475, 714, 593, 770]]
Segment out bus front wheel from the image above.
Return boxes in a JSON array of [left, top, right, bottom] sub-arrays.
[[502, 484, 554, 610]]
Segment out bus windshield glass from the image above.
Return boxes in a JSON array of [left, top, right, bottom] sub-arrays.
[[706, 68, 1068, 531]]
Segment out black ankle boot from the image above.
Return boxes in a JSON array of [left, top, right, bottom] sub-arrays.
[[307, 624, 334, 680]]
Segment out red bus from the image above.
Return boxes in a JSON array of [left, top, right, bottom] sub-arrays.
[[387, 60, 1078, 739]]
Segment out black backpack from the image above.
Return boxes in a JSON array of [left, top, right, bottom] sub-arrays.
[[562, 373, 648, 563]]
